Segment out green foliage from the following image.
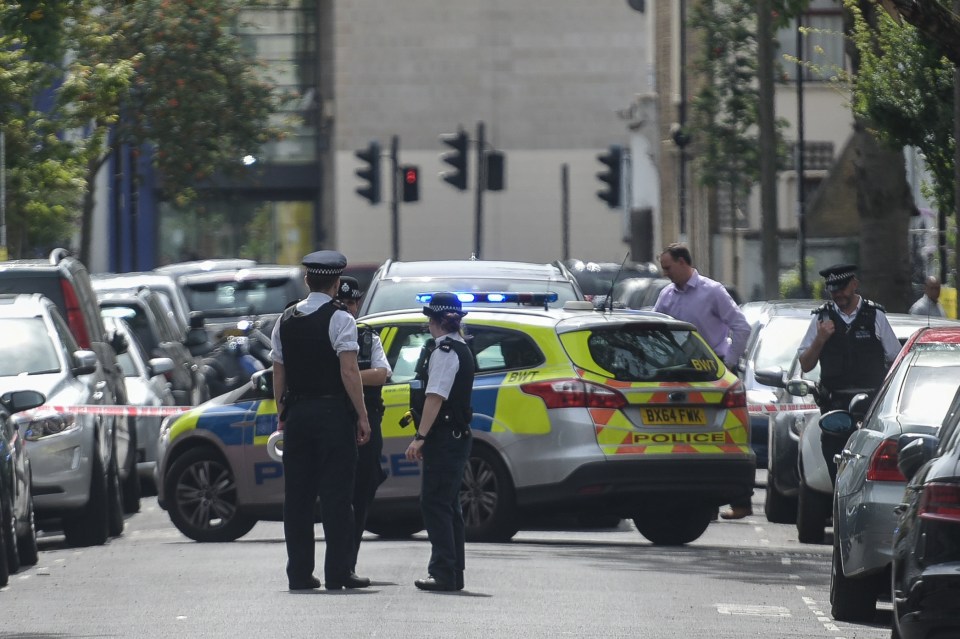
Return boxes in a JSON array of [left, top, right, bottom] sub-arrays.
[[845, 1, 955, 217], [779, 257, 824, 299]]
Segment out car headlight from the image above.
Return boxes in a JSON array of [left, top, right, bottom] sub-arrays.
[[18, 411, 80, 441]]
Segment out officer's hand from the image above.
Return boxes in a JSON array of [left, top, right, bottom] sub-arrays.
[[356, 416, 371, 445], [816, 319, 835, 341], [406, 439, 424, 461]]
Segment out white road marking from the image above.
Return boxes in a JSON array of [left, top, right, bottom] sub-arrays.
[[716, 603, 792, 617]]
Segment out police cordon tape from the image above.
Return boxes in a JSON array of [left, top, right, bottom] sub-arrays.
[[26, 402, 820, 418]]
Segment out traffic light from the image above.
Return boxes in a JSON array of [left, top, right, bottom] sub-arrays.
[[596, 145, 623, 208], [355, 141, 381, 204], [401, 164, 420, 202], [440, 129, 468, 191], [485, 151, 505, 191]]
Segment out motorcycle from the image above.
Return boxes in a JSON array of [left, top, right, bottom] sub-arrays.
[[201, 320, 273, 398]]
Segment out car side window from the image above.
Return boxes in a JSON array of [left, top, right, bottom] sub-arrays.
[[470, 327, 543, 373], [385, 327, 432, 384], [50, 310, 81, 354]]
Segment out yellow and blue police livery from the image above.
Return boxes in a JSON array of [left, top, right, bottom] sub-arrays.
[[156, 294, 755, 545]]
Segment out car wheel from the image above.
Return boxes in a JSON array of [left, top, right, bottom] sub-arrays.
[[764, 479, 798, 524], [460, 445, 518, 542], [165, 448, 256, 542], [106, 450, 124, 538], [365, 517, 423, 539], [830, 524, 879, 622], [17, 476, 38, 567], [62, 445, 109, 547], [797, 480, 829, 544], [121, 432, 141, 516], [634, 505, 713, 545], [3, 500, 19, 574]]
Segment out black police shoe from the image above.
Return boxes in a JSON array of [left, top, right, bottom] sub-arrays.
[[325, 573, 371, 590], [288, 576, 321, 590], [415, 575, 457, 592], [456, 571, 464, 591]]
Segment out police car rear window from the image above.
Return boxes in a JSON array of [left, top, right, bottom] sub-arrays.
[[586, 326, 722, 382]]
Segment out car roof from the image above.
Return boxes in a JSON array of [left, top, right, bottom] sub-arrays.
[[910, 326, 960, 345], [378, 259, 574, 281], [92, 271, 178, 289], [0, 293, 54, 315], [154, 259, 258, 279], [178, 265, 302, 284]]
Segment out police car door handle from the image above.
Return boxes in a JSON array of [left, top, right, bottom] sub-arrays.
[[839, 449, 858, 461]]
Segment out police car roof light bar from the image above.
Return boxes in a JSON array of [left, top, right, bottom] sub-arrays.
[[416, 292, 559, 306]]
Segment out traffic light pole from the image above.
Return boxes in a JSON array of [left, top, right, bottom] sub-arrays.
[[390, 135, 399, 261], [474, 121, 485, 259]]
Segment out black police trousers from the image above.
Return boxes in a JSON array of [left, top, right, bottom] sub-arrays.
[[420, 426, 472, 587], [282, 396, 357, 585], [350, 405, 386, 571]]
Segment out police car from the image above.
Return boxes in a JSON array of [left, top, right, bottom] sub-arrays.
[[155, 294, 755, 545]]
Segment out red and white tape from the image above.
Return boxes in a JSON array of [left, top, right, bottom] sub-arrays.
[[30, 404, 192, 417], [24, 402, 819, 418]]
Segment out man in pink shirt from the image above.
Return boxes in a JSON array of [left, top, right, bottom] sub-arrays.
[[654, 242, 753, 519]]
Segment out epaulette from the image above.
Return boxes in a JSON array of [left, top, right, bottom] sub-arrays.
[[331, 299, 347, 310], [284, 298, 300, 310], [812, 302, 831, 315], [438, 342, 454, 353], [861, 298, 885, 312]]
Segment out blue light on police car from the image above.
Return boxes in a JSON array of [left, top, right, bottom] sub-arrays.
[[456, 293, 475, 303], [487, 293, 505, 302], [415, 293, 432, 304]]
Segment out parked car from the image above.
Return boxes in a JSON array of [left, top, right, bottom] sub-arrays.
[[615, 277, 743, 310], [890, 389, 960, 639], [156, 298, 755, 545], [0, 294, 128, 547], [102, 315, 176, 491], [95, 286, 209, 406], [176, 265, 307, 340], [92, 271, 201, 342], [154, 258, 257, 280], [739, 300, 822, 472], [562, 259, 659, 306], [0, 249, 139, 516], [359, 259, 585, 316], [0, 389, 47, 586], [761, 313, 960, 543], [828, 326, 960, 622]]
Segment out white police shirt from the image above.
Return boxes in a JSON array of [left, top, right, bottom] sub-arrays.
[[425, 333, 465, 400], [270, 292, 359, 364], [369, 333, 391, 375]]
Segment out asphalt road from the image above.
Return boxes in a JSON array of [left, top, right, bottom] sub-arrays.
[[2, 477, 893, 639]]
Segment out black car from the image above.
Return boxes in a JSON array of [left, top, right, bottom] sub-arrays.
[[94, 285, 209, 406], [0, 389, 47, 587], [891, 390, 960, 639], [562, 259, 659, 306]]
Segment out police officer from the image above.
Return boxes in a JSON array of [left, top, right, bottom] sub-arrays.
[[404, 292, 475, 592], [797, 264, 900, 481], [335, 276, 391, 579], [270, 251, 371, 591]]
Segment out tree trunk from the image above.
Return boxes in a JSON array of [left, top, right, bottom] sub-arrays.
[[852, 122, 913, 312]]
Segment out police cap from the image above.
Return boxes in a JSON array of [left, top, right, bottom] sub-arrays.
[[302, 250, 347, 276], [336, 275, 363, 300], [819, 263, 857, 292], [423, 292, 467, 318]]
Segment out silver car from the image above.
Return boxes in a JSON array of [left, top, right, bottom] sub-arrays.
[[830, 332, 960, 622], [103, 315, 176, 489]]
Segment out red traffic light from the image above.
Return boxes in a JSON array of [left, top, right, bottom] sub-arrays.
[[405, 167, 418, 184], [400, 164, 420, 202]]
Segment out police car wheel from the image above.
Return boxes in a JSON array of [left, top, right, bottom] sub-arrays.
[[460, 445, 518, 543], [165, 448, 256, 542], [633, 505, 713, 545]]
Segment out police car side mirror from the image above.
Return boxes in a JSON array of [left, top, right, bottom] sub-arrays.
[[251, 368, 274, 399]]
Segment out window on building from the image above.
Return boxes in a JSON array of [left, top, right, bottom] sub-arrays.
[[776, 2, 846, 82]]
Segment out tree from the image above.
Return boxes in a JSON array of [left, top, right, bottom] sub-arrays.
[[46, 0, 282, 264], [872, 0, 960, 65]]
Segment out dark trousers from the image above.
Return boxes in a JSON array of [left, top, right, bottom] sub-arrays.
[[419, 428, 472, 586], [282, 397, 357, 585], [351, 406, 386, 571]]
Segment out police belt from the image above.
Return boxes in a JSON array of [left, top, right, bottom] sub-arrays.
[[284, 391, 344, 403]]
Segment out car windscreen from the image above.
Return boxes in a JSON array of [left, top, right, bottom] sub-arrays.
[[0, 318, 62, 375], [884, 352, 960, 428], [182, 278, 299, 316], [366, 279, 580, 315], [579, 325, 722, 382], [753, 316, 812, 372]]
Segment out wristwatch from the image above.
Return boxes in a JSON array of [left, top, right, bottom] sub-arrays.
[[414, 431, 427, 441]]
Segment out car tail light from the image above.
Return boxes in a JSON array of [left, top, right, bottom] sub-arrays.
[[521, 379, 627, 410], [61, 280, 91, 349], [722, 380, 746, 409], [866, 438, 906, 482], [918, 482, 960, 523]]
